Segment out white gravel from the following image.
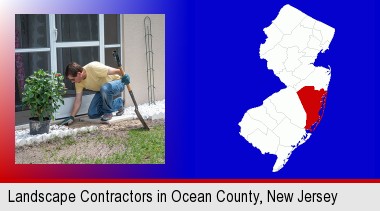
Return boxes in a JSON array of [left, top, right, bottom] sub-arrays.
[[124, 99, 165, 119], [15, 99, 165, 147], [15, 125, 98, 147]]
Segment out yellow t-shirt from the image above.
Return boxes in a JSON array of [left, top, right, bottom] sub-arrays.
[[75, 61, 121, 93]]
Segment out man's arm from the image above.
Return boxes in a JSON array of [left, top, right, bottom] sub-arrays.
[[71, 92, 83, 117], [108, 67, 130, 85], [59, 92, 82, 126], [107, 67, 123, 76]]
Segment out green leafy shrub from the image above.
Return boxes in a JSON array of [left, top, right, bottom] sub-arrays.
[[22, 69, 66, 122]]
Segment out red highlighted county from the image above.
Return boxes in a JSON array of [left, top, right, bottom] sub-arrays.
[[297, 86, 328, 132]]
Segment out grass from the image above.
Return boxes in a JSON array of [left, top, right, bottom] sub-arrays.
[[111, 125, 165, 163], [59, 124, 165, 164]]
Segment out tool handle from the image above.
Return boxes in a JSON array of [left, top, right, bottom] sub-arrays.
[[112, 50, 149, 130], [112, 50, 122, 68], [126, 84, 132, 92], [112, 50, 125, 75], [128, 90, 138, 108], [113, 50, 132, 90], [118, 67, 126, 77]]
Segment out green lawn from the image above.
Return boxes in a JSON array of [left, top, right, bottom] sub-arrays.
[[57, 124, 165, 164]]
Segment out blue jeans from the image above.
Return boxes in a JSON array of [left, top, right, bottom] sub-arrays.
[[87, 80, 125, 119]]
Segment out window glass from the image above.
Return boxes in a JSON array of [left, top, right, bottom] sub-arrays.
[[15, 52, 50, 111], [105, 47, 121, 67], [56, 15, 99, 42], [105, 14, 120, 44], [15, 14, 49, 48]]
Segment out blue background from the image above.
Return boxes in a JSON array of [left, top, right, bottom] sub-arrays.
[[181, 0, 379, 178]]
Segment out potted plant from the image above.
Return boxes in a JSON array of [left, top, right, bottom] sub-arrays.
[[22, 69, 65, 135]]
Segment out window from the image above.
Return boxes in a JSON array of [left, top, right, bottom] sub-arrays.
[[56, 15, 99, 42]]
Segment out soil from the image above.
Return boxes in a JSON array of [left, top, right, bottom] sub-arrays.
[[15, 118, 164, 164]]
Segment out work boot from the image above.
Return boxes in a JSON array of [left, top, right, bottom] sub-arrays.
[[116, 99, 125, 116], [101, 113, 113, 121], [116, 106, 124, 116]]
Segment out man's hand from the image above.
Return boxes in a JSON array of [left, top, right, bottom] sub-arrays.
[[121, 74, 130, 85], [60, 116, 74, 126]]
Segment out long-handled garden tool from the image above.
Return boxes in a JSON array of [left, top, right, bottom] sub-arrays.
[[113, 50, 150, 130]]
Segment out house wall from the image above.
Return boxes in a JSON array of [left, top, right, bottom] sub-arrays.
[[122, 14, 165, 105]]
